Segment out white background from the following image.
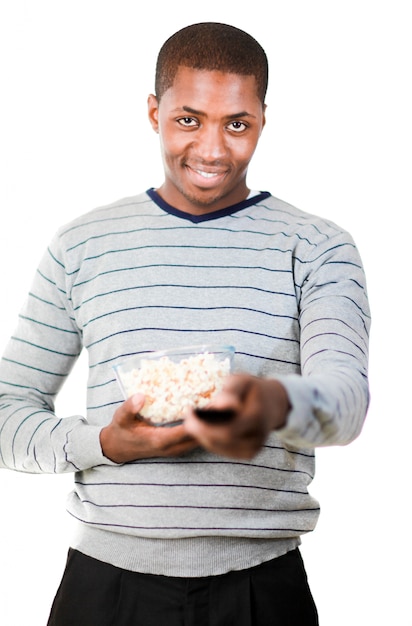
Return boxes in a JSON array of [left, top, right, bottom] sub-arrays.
[[0, 1, 411, 624]]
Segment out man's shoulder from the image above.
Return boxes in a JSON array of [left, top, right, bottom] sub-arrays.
[[51, 190, 159, 250], [256, 193, 349, 239], [60, 191, 153, 232]]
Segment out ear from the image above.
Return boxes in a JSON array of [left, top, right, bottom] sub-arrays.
[[148, 94, 160, 133], [261, 103, 267, 133]]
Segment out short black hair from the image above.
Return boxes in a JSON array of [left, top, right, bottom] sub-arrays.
[[155, 22, 268, 103]]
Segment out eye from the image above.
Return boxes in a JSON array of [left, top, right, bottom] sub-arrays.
[[177, 117, 198, 128], [227, 121, 247, 133]]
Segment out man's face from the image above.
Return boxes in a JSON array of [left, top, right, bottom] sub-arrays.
[[148, 66, 266, 215]]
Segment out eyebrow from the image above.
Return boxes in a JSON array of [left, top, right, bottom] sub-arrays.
[[175, 105, 257, 119]]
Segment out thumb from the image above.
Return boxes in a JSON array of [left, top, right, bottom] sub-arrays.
[[117, 393, 146, 423], [129, 393, 146, 413]]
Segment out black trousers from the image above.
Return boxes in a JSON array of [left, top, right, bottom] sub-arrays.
[[47, 548, 318, 626]]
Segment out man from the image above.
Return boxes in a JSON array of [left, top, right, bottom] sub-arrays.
[[0, 22, 370, 625]]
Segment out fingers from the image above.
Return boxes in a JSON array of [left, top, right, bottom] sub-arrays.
[[183, 375, 276, 459], [154, 423, 197, 457], [102, 395, 198, 463], [184, 408, 265, 460]]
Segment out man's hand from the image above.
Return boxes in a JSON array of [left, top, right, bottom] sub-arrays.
[[100, 394, 198, 463], [184, 374, 290, 460]]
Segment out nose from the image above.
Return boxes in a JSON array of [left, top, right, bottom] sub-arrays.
[[195, 124, 228, 163]]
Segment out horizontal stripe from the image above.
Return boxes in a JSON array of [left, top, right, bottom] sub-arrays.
[[79, 500, 320, 514], [75, 481, 312, 495]]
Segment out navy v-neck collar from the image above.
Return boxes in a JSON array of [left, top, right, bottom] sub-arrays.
[[146, 188, 271, 223]]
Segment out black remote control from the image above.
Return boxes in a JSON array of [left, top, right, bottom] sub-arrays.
[[194, 408, 236, 424]]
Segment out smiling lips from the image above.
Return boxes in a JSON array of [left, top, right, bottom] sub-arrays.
[[196, 170, 220, 178], [186, 164, 228, 186]]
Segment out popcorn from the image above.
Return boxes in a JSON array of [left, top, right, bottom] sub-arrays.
[[119, 351, 232, 425]]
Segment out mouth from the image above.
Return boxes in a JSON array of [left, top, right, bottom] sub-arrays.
[[194, 169, 221, 179], [185, 164, 229, 187]]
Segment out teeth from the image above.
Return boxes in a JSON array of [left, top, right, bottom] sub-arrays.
[[195, 170, 219, 178]]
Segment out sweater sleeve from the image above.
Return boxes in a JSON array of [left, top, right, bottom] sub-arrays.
[[276, 227, 371, 448], [0, 234, 112, 473]]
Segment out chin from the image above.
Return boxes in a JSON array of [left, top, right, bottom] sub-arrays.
[[182, 187, 230, 209]]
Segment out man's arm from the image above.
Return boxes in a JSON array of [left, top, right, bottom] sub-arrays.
[[0, 235, 195, 473], [0, 239, 104, 473], [185, 227, 371, 458]]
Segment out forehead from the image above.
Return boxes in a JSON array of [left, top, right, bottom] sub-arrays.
[[160, 66, 262, 110]]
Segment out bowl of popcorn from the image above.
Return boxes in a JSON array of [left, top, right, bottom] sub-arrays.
[[113, 344, 235, 426]]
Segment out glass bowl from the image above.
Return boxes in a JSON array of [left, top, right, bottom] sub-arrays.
[[113, 344, 235, 426]]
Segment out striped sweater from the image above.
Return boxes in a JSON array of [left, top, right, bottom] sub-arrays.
[[0, 189, 370, 576]]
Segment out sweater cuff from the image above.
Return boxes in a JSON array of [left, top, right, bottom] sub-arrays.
[[273, 375, 321, 447], [65, 421, 120, 470]]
